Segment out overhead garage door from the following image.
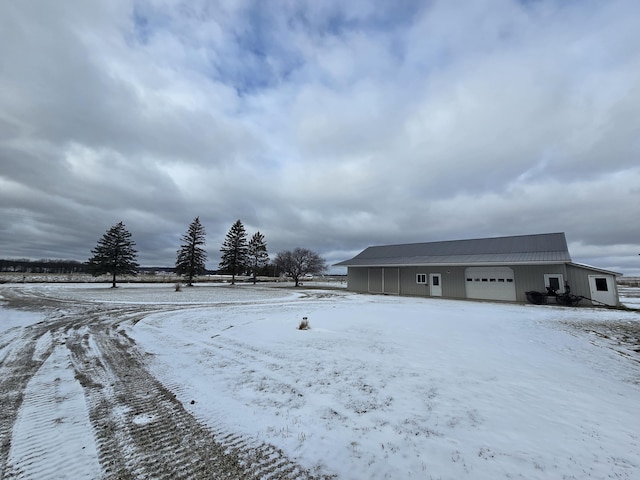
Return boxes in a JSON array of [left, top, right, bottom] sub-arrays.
[[465, 267, 516, 302]]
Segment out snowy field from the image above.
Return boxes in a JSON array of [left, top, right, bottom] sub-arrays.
[[1, 283, 639, 479], [619, 286, 640, 308]]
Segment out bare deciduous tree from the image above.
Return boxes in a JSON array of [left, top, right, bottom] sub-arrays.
[[274, 248, 326, 287]]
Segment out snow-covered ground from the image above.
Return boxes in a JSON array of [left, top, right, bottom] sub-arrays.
[[1, 283, 639, 479], [8, 344, 102, 479], [619, 286, 640, 308]]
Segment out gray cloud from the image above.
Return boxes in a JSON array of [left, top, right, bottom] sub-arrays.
[[1, 0, 639, 276]]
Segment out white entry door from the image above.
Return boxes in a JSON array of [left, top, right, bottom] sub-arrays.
[[588, 275, 617, 306], [429, 274, 442, 297]]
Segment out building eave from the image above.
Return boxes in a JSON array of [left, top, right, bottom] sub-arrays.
[[335, 261, 570, 268], [335, 261, 624, 277], [567, 262, 623, 277]]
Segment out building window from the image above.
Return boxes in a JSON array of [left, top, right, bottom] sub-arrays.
[[595, 278, 608, 291], [544, 274, 564, 294], [416, 273, 427, 284]]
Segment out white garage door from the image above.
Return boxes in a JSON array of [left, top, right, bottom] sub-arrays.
[[465, 267, 516, 301]]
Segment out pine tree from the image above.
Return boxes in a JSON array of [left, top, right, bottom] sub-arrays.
[[219, 219, 248, 285], [247, 231, 269, 284], [175, 216, 207, 286], [87, 222, 139, 288]]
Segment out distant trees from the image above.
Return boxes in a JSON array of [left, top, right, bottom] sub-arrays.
[[274, 248, 326, 287], [87, 222, 139, 288], [247, 232, 269, 283], [175, 216, 207, 286], [219, 220, 248, 285], [0, 259, 86, 274], [6, 218, 336, 287]]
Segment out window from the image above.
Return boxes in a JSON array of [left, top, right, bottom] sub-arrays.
[[432, 275, 440, 286], [544, 274, 564, 293], [595, 278, 608, 291], [416, 273, 427, 284]]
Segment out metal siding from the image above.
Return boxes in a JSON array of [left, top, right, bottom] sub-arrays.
[[400, 266, 428, 296], [390, 267, 470, 298], [347, 267, 368, 292], [383, 268, 400, 294], [511, 265, 566, 302], [565, 265, 591, 301], [369, 268, 382, 293], [348, 266, 467, 297], [417, 267, 466, 299], [440, 267, 467, 299], [348, 263, 619, 306], [611, 276, 621, 306], [566, 264, 620, 306]]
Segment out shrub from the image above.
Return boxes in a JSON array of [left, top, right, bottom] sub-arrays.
[[174, 282, 182, 292]]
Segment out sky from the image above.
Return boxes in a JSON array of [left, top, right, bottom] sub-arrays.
[[0, 0, 638, 275]]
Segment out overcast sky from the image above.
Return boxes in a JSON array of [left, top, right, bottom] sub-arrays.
[[1, 0, 638, 275]]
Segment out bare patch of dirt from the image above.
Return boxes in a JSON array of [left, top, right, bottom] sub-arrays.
[[561, 317, 640, 369]]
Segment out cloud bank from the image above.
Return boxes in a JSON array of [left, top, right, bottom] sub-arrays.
[[1, 0, 639, 275]]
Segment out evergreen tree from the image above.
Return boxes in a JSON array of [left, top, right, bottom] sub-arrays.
[[175, 216, 207, 286], [247, 231, 269, 284], [219, 219, 248, 285], [87, 221, 139, 288]]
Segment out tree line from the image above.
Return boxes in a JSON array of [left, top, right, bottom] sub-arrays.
[[87, 218, 327, 288], [0, 258, 86, 274]]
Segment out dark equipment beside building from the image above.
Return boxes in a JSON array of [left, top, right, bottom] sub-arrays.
[[525, 285, 583, 307]]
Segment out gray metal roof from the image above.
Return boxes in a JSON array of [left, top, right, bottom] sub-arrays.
[[334, 233, 572, 267]]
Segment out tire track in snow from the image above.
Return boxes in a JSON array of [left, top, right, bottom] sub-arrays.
[[2, 287, 335, 479], [0, 288, 95, 476], [0, 323, 59, 477], [3, 345, 101, 479], [65, 308, 334, 479]]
